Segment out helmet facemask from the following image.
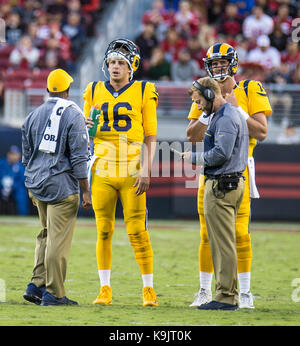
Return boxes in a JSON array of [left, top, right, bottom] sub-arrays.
[[204, 58, 232, 82], [203, 48, 238, 82]]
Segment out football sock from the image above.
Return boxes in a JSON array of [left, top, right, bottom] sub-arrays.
[[200, 272, 213, 291], [238, 272, 251, 293], [98, 269, 111, 287], [142, 274, 153, 288]]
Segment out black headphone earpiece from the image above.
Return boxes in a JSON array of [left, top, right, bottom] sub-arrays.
[[192, 80, 215, 102]]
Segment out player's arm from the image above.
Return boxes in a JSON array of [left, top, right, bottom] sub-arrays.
[[186, 119, 207, 143], [245, 112, 267, 141], [134, 134, 157, 196], [186, 102, 207, 143], [82, 82, 94, 128], [225, 83, 271, 142], [134, 83, 158, 196], [246, 81, 271, 141]]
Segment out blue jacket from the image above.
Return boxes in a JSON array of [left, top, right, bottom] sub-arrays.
[[0, 157, 26, 199], [193, 103, 249, 176]]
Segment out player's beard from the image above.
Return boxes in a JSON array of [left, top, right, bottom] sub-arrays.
[[202, 100, 214, 115]]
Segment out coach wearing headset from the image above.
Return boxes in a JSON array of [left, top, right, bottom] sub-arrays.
[[183, 77, 249, 310]]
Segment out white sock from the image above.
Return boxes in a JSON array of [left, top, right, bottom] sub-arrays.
[[142, 274, 153, 288], [98, 270, 111, 287], [238, 272, 251, 293], [200, 272, 213, 291]]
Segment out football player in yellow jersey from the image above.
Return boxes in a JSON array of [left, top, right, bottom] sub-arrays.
[[186, 43, 272, 309], [83, 39, 158, 307]]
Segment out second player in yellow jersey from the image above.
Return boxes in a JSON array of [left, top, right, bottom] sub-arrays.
[[187, 43, 272, 309]]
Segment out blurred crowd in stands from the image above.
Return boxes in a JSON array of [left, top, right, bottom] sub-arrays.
[[0, 0, 299, 91], [0, 144, 29, 215], [1, 0, 104, 71], [0, 0, 111, 110], [1, 0, 300, 216], [134, 0, 300, 84]]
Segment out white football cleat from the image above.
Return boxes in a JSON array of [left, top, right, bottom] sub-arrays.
[[189, 288, 212, 307], [239, 291, 255, 309]]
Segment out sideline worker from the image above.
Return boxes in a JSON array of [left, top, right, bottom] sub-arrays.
[[22, 68, 92, 306], [184, 77, 249, 310]]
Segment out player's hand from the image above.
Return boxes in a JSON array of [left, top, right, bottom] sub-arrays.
[[82, 191, 92, 209], [133, 175, 150, 196], [85, 117, 94, 129], [225, 91, 238, 107]]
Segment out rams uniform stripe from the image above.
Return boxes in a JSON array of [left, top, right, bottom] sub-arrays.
[[210, 43, 233, 57], [92, 81, 98, 102], [243, 80, 251, 97], [142, 80, 147, 99], [213, 43, 222, 54], [220, 43, 230, 56]]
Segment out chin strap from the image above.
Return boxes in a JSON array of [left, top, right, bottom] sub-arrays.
[[228, 75, 242, 89]]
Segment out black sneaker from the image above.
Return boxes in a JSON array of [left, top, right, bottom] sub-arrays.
[[197, 300, 238, 311], [23, 283, 46, 305], [41, 291, 78, 306]]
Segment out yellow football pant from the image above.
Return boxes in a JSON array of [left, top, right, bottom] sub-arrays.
[[198, 166, 252, 274], [91, 171, 153, 275]]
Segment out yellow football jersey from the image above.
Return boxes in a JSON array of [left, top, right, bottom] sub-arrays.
[[187, 79, 272, 157], [83, 80, 158, 173]]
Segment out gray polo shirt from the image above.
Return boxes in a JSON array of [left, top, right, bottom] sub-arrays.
[[193, 103, 249, 176], [22, 97, 89, 203]]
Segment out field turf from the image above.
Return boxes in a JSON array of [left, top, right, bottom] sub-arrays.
[[0, 216, 300, 327]]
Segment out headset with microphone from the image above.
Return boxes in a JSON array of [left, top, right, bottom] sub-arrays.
[[192, 80, 215, 101], [192, 80, 215, 117]]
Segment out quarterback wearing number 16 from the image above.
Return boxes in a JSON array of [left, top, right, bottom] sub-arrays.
[[83, 39, 158, 307]]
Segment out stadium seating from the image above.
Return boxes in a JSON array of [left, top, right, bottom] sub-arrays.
[[0, 0, 111, 94]]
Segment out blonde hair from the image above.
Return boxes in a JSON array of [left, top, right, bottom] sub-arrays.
[[188, 77, 221, 97]]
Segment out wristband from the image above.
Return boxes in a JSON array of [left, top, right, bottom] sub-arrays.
[[198, 113, 210, 125], [237, 106, 249, 121]]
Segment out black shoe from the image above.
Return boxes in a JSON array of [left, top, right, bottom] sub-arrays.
[[23, 283, 46, 305], [41, 291, 78, 306], [197, 300, 238, 311]]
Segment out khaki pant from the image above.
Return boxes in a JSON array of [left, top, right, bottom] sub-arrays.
[[204, 178, 244, 305], [29, 192, 80, 298]]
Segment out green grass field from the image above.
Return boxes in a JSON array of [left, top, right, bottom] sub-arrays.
[[0, 216, 300, 326]]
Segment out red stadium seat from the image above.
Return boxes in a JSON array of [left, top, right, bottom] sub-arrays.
[[4, 80, 24, 89], [0, 45, 14, 58], [0, 57, 9, 70], [31, 69, 51, 81], [24, 80, 46, 89], [5, 68, 32, 81]]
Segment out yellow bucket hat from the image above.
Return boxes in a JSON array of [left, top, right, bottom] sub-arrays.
[[47, 69, 74, 93]]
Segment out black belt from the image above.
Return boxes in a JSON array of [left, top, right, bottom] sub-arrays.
[[205, 172, 242, 180], [205, 172, 244, 196]]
